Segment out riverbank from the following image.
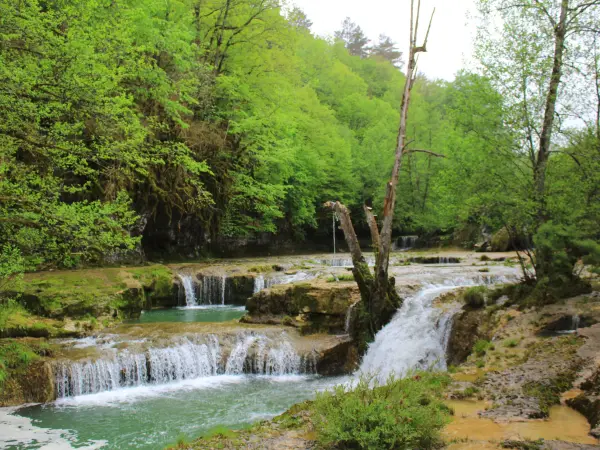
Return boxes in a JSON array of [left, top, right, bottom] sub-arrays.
[[170, 285, 600, 450]]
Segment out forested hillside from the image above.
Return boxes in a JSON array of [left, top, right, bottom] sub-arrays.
[[0, 0, 598, 269]]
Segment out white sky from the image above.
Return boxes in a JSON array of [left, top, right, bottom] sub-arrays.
[[291, 0, 478, 81]]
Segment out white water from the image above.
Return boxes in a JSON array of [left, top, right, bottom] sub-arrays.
[[55, 333, 312, 398], [345, 302, 357, 334], [359, 278, 505, 383], [252, 271, 317, 294], [178, 274, 231, 306], [178, 274, 198, 307], [396, 235, 418, 251]]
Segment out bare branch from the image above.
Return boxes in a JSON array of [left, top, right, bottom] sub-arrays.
[[406, 148, 446, 158], [363, 205, 381, 254]]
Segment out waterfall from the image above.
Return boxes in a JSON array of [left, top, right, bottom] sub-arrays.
[[358, 284, 466, 383], [221, 275, 227, 305], [178, 275, 198, 307], [320, 257, 375, 267], [397, 235, 418, 251], [345, 302, 358, 334], [572, 314, 580, 331], [251, 271, 317, 294], [253, 275, 265, 294], [54, 333, 313, 398]]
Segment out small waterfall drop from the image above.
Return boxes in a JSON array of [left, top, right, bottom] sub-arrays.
[[178, 275, 198, 307], [54, 333, 313, 398], [572, 314, 580, 331], [358, 284, 464, 382], [251, 271, 317, 294], [253, 274, 265, 294], [396, 235, 418, 251], [345, 302, 358, 334], [221, 275, 227, 305]]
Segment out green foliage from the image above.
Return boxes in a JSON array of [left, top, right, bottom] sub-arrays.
[[503, 339, 519, 348], [473, 339, 492, 357], [0, 245, 25, 295], [0, 339, 49, 387], [326, 274, 355, 282], [311, 372, 451, 449], [464, 286, 487, 309]]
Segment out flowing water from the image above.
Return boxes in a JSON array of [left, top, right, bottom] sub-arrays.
[[4, 273, 519, 449], [252, 271, 318, 294], [358, 284, 463, 382]]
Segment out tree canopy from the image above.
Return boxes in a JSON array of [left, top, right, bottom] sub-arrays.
[[0, 0, 598, 274]]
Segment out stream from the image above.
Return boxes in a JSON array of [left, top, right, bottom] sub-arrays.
[[1, 257, 519, 449]]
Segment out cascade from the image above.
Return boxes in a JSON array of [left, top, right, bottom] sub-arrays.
[[572, 314, 580, 331], [178, 275, 198, 307], [198, 275, 227, 305], [253, 274, 265, 294], [358, 275, 515, 383], [251, 271, 317, 294], [221, 274, 227, 305], [54, 333, 313, 398], [345, 302, 358, 334], [397, 235, 419, 251], [178, 274, 231, 306], [320, 257, 375, 267]]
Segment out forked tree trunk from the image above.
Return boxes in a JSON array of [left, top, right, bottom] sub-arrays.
[[326, 1, 435, 351]]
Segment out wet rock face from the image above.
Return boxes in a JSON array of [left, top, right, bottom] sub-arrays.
[[446, 307, 490, 366], [245, 282, 360, 335], [316, 339, 359, 376], [0, 360, 55, 406]]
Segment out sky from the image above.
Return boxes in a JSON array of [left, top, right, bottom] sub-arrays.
[[291, 0, 479, 81]]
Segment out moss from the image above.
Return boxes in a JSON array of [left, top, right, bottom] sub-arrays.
[[473, 339, 492, 357], [20, 265, 175, 321], [464, 286, 487, 309], [326, 274, 355, 282], [0, 339, 56, 405], [247, 265, 273, 273]]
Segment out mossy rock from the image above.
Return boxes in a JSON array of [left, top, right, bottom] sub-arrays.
[[19, 265, 176, 320], [245, 282, 359, 334], [0, 339, 57, 406], [491, 227, 511, 252]]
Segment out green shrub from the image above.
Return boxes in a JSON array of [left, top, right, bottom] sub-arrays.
[[326, 274, 355, 282], [478, 268, 490, 273], [473, 339, 492, 357], [311, 372, 451, 449], [479, 255, 491, 262], [464, 286, 487, 308], [475, 360, 485, 368], [503, 338, 519, 348], [281, 315, 294, 326]]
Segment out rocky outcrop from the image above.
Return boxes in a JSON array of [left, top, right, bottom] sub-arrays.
[[244, 282, 360, 335], [0, 359, 55, 406], [567, 324, 600, 437], [446, 307, 490, 366], [316, 338, 359, 376]]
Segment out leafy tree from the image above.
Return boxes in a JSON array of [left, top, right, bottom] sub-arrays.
[[334, 17, 370, 58], [370, 34, 403, 68]]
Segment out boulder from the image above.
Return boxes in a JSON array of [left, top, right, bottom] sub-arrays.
[[446, 307, 490, 366], [245, 282, 360, 335]]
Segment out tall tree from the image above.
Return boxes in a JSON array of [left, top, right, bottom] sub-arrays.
[[288, 6, 313, 31], [327, 1, 437, 350], [477, 0, 600, 281], [370, 34, 404, 68], [334, 17, 370, 58]]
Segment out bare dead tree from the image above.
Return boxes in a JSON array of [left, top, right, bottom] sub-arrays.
[[325, 0, 439, 350]]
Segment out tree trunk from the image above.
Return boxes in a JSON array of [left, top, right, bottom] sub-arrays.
[[325, 1, 434, 351], [534, 0, 568, 222]]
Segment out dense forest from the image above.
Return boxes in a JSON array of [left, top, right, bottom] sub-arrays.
[[0, 0, 599, 273]]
